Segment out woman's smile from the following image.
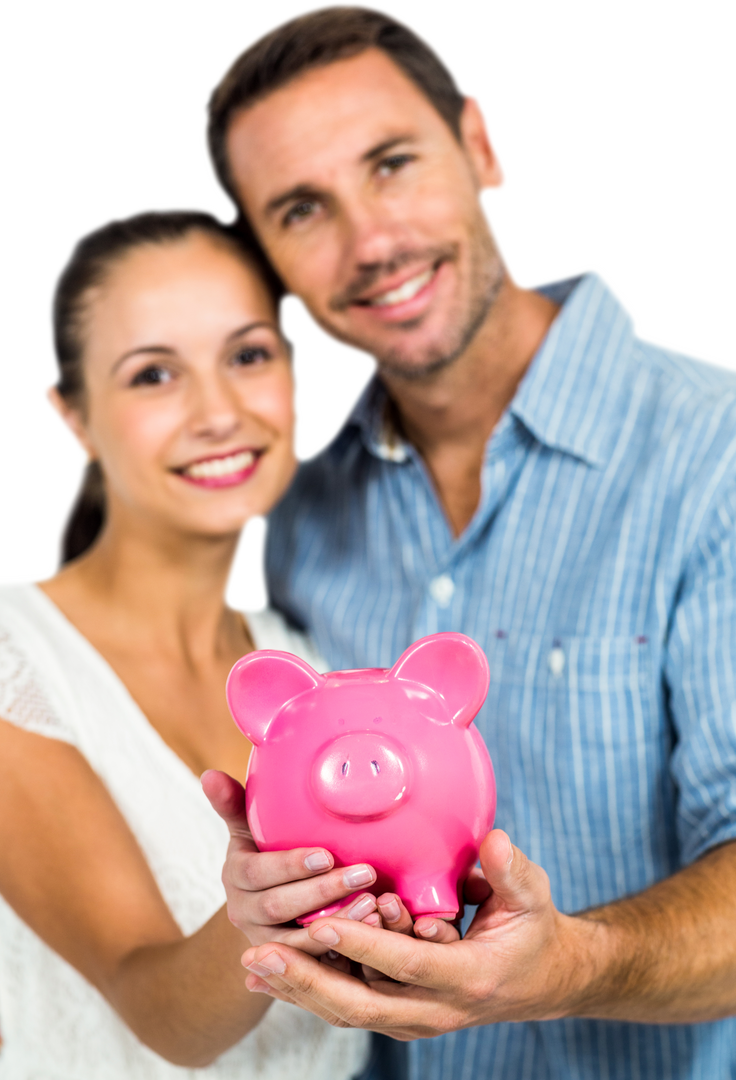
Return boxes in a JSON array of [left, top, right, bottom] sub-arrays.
[[175, 446, 263, 488]]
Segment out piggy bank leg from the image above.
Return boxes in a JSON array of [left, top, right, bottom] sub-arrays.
[[401, 874, 459, 921]]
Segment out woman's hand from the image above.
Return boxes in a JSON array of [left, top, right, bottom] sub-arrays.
[[201, 770, 384, 957]]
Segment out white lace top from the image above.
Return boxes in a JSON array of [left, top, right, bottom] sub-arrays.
[[0, 584, 370, 1080]]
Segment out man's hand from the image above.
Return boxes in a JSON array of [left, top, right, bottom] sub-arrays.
[[201, 770, 386, 957], [238, 830, 602, 1036], [239, 826, 736, 1036]]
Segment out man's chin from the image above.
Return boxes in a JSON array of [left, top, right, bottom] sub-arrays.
[[376, 349, 460, 383]]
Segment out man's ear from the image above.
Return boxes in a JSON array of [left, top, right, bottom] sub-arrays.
[[47, 387, 96, 459], [460, 98, 503, 190]]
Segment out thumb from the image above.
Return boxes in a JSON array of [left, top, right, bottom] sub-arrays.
[[201, 769, 252, 840], [479, 830, 550, 913]]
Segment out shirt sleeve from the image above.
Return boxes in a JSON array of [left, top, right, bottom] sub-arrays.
[[666, 475, 736, 863], [0, 623, 77, 745]]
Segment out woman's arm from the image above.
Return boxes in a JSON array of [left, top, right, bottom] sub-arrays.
[[0, 718, 269, 1068]]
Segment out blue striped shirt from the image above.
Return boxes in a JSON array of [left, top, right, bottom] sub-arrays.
[[267, 273, 736, 1079]]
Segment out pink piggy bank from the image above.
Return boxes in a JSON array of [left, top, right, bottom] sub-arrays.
[[226, 632, 496, 922]]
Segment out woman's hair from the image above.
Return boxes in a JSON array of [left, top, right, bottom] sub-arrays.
[[54, 209, 284, 566]]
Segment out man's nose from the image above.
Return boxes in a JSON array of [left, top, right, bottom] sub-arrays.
[[341, 196, 406, 272]]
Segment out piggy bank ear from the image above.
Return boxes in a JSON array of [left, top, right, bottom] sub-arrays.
[[226, 650, 322, 745], [389, 633, 489, 727]]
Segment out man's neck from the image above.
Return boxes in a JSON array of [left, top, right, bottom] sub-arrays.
[[381, 279, 559, 537]]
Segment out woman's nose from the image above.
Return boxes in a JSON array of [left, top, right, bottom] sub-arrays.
[[189, 375, 242, 440]]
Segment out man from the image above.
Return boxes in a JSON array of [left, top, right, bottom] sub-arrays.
[[203, 8, 736, 1078]]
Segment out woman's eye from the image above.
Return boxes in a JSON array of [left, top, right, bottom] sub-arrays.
[[130, 365, 172, 387], [232, 346, 270, 366]]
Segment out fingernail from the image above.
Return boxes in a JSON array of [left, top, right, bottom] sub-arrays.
[[312, 924, 340, 945], [343, 865, 374, 888], [348, 895, 377, 920], [506, 837, 514, 866], [246, 951, 285, 976], [327, 949, 340, 960], [418, 922, 438, 938], [363, 912, 381, 926], [378, 898, 401, 923], [304, 851, 331, 871]]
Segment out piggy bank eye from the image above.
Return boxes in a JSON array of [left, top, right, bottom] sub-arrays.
[[341, 760, 349, 776], [370, 760, 380, 775]]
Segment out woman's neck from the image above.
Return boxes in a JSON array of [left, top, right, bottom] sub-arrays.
[[42, 513, 245, 671]]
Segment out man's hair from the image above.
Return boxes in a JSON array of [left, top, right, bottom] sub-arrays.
[[208, 6, 466, 206]]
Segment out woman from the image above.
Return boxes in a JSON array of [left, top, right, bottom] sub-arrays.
[[0, 211, 375, 1078]]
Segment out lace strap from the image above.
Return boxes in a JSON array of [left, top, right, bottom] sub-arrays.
[[0, 625, 76, 744]]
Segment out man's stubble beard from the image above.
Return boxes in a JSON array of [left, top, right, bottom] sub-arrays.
[[374, 226, 506, 384]]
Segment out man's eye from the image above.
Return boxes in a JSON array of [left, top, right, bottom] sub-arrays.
[[130, 365, 172, 386], [283, 199, 319, 226], [378, 153, 414, 177], [233, 346, 270, 366]]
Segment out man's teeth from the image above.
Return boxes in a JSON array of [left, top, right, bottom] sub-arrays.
[[370, 268, 434, 307], [184, 450, 255, 479]]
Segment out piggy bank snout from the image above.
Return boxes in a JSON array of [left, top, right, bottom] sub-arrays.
[[311, 732, 409, 821]]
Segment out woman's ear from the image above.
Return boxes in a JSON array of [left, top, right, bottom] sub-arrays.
[[460, 98, 503, 190], [48, 387, 96, 459]]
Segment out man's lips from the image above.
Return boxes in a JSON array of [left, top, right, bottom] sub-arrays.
[[174, 448, 262, 489], [349, 262, 444, 323], [355, 265, 436, 308]]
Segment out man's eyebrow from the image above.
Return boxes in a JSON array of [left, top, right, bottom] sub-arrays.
[[361, 134, 416, 163], [264, 135, 417, 217], [112, 323, 278, 374]]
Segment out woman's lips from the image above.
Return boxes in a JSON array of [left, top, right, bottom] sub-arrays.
[[175, 449, 262, 489]]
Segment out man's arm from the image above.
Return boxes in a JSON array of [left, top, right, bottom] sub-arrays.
[[238, 830, 736, 1037]]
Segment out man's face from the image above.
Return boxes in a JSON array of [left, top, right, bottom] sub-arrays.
[[227, 49, 503, 380]]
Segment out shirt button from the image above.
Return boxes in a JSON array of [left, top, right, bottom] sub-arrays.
[[429, 575, 455, 608], [548, 647, 566, 677]]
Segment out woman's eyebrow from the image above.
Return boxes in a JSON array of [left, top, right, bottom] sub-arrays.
[[111, 345, 174, 374], [111, 323, 277, 373], [226, 321, 278, 342]]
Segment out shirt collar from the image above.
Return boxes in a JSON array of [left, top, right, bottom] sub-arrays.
[[510, 274, 635, 468], [344, 273, 634, 469]]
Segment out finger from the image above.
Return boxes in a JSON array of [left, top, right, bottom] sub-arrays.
[[333, 892, 378, 924], [464, 866, 492, 906], [321, 950, 352, 975], [413, 917, 461, 943], [376, 894, 415, 936], [242, 866, 377, 928], [361, 963, 385, 982], [226, 844, 339, 893], [306, 916, 469, 989], [242, 943, 456, 1036], [479, 830, 550, 912], [201, 770, 250, 839]]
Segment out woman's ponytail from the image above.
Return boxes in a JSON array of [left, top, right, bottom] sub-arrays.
[[60, 462, 106, 566]]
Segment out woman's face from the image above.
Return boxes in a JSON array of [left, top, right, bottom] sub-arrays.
[[66, 231, 295, 540]]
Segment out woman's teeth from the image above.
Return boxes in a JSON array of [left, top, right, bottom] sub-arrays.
[[370, 267, 435, 307], [184, 450, 255, 479]]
